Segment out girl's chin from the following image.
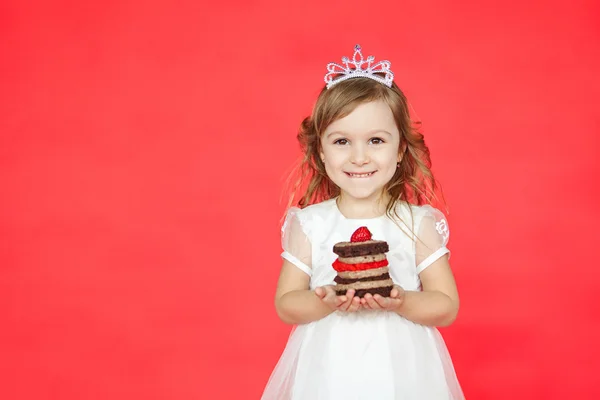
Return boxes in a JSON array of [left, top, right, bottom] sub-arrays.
[[338, 188, 385, 201]]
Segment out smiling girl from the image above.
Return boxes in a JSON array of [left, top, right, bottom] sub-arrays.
[[261, 45, 464, 400]]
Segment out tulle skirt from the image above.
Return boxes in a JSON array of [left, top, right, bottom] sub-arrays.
[[262, 310, 464, 400]]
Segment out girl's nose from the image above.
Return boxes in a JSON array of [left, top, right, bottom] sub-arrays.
[[350, 144, 369, 165]]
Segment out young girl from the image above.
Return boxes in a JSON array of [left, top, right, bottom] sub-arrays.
[[261, 45, 464, 400]]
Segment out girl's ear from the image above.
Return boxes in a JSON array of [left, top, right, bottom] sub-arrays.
[[397, 143, 406, 163]]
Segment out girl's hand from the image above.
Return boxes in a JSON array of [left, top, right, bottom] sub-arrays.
[[315, 286, 361, 313], [360, 285, 405, 311]]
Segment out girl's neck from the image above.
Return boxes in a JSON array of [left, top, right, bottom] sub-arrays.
[[335, 192, 390, 219]]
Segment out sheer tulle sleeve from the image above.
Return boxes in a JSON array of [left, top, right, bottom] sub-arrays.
[[415, 206, 451, 274], [280, 208, 312, 276]]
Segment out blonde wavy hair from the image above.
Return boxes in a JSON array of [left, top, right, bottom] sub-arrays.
[[285, 77, 445, 222]]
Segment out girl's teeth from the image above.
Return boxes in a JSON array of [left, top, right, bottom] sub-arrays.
[[348, 172, 374, 177]]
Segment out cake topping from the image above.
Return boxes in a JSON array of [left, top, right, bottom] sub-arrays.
[[351, 226, 372, 243]]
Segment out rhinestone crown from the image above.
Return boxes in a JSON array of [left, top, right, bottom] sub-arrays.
[[324, 44, 394, 89]]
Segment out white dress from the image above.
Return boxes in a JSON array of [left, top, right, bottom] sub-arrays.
[[262, 199, 464, 400]]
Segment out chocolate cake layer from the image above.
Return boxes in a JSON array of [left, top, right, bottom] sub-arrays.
[[334, 278, 394, 292], [334, 272, 390, 285], [337, 253, 386, 264], [337, 266, 389, 279], [335, 286, 393, 298], [333, 241, 389, 257]]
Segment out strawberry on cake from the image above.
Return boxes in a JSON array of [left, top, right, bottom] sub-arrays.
[[332, 227, 394, 298]]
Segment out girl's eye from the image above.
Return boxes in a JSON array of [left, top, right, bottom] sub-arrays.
[[333, 138, 348, 145], [370, 137, 385, 145]]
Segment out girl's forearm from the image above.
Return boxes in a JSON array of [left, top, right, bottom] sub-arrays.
[[276, 290, 334, 325], [396, 290, 459, 327]]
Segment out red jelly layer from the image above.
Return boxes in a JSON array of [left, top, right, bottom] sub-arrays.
[[332, 259, 389, 272]]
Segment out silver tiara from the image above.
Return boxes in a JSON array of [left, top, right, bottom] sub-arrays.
[[324, 44, 394, 89]]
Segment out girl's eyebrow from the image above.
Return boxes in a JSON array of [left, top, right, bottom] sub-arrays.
[[326, 129, 393, 138]]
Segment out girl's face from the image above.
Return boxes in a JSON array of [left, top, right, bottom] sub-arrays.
[[320, 100, 402, 203]]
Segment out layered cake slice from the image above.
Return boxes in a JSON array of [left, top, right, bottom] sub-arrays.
[[332, 227, 394, 298]]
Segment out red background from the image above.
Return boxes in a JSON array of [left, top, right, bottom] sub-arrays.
[[2, 1, 599, 399]]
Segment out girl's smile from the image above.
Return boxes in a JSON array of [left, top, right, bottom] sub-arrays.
[[344, 171, 377, 178]]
